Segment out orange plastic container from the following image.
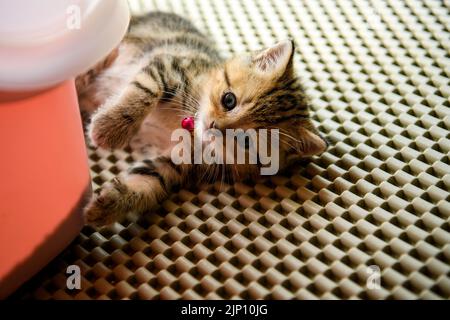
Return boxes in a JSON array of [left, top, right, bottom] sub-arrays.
[[0, 80, 90, 298]]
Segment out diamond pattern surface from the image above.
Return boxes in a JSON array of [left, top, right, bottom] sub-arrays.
[[14, 0, 450, 299]]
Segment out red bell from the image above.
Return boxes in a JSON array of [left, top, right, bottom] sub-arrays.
[[181, 116, 195, 131]]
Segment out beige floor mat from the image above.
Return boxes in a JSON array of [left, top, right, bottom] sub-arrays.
[[14, 0, 450, 299]]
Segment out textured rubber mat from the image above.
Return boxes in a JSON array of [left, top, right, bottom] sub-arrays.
[[14, 0, 450, 299]]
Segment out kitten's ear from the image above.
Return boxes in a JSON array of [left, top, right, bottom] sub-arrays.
[[296, 127, 328, 157], [252, 39, 294, 77]]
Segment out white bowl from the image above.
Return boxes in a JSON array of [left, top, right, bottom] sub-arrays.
[[0, 0, 130, 91]]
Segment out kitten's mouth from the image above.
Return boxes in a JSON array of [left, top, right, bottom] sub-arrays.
[[204, 119, 226, 132], [208, 121, 217, 129]]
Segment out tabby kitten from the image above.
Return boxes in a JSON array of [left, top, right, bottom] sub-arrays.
[[77, 12, 327, 227]]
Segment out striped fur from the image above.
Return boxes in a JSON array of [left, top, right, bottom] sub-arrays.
[[79, 12, 327, 226]]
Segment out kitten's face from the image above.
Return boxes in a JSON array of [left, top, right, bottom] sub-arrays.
[[196, 40, 327, 176]]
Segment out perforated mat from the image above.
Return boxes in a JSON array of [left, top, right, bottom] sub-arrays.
[[13, 0, 450, 299]]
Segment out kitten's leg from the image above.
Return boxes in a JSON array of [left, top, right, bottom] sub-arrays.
[[84, 156, 186, 226], [89, 56, 185, 149], [88, 66, 163, 149]]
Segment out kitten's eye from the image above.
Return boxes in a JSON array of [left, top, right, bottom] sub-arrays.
[[221, 92, 237, 110]]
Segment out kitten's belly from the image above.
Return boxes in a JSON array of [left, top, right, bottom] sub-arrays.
[[130, 101, 184, 157]]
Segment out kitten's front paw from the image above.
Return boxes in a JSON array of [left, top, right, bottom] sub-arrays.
[[89, 112, 137, 149], [83, 179, 128, 227]]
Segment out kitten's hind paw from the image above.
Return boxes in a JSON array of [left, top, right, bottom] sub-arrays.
[[83, 179, 128, 227]]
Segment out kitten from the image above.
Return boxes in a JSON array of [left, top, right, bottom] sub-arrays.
[[77, 12, 327, 227]]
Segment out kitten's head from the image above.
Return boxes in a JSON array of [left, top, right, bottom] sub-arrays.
[[196, 40, 327, 177]]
